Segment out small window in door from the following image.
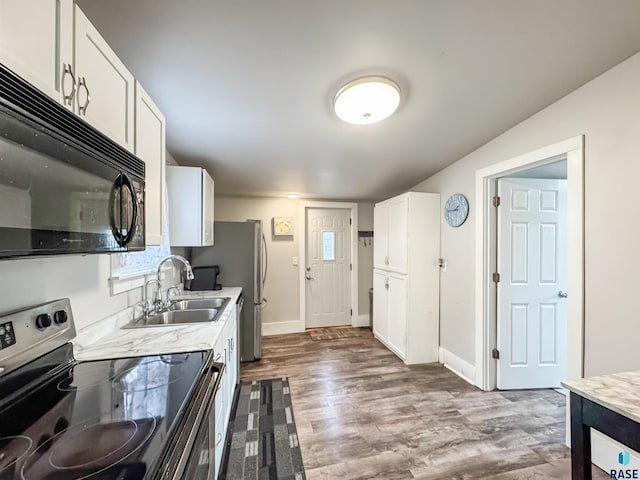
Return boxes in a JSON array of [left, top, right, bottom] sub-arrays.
[[322, 231, 335, 261]]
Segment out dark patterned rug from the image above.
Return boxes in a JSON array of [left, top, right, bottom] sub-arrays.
[[220, 378, 306, 480]]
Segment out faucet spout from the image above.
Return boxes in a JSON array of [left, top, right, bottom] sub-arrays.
[[154, 255, 194, 309], [157, 254, 194, 281]]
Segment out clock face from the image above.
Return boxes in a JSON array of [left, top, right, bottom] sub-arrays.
[[444, 194, 469, 227]]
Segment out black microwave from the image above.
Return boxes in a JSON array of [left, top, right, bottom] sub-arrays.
[[0, 63, 145, 259]]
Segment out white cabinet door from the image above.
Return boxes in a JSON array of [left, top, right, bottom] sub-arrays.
[[167, 166, 215, 247], [387, 274, 407, 359], [74, 5, 135, 152], [387, 197, 408, 273], [134, 82, 166, 245], [0, 0, 73, 106], [201, 170, 215, 246], [373, 270, 389, 343], [373, 203, 389, 269]]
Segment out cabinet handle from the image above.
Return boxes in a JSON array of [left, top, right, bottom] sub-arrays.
[[384, 255, 389, 265], [77, 77, 91, 115], [61, 64, 76, 106], [385, 278, 389, 290], [215, 353, 222, 361], [216, 432, 223, 446]]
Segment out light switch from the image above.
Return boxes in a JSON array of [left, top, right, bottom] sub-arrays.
[[292, 256, 298, 266]]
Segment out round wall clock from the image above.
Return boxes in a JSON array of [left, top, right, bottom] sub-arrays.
[[444, 193, 469, 227]]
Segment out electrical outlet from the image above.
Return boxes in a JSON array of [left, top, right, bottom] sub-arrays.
[[292, 256, 298, 266]]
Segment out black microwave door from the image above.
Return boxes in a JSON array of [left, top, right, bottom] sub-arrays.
[[0, 105, 128, 257]]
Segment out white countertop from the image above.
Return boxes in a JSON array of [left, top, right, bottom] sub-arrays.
[[563, 371, 640, 423], [73, 287, 242, 361]]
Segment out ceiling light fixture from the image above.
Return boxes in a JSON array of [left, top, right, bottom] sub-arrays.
[[287, 194, 299, 199], [334, 76, 401, 125]]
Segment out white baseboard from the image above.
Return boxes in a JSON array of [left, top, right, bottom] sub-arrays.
[[591, 430, 640, 476], [439, 347, 476, 386], [262, 320, 305, 336], [353, 314, 370, 327]]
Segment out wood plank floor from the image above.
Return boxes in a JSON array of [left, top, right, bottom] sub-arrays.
[[240, 328, 608, 479]]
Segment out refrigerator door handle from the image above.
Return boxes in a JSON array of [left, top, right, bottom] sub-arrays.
[[261, 233, 268, 290]]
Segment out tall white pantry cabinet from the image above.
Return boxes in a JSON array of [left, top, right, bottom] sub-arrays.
[[373, 192, 440, 365]]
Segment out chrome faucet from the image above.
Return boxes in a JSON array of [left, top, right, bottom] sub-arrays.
[[142, 279, 161, 318], [154, 255, 194, 309]]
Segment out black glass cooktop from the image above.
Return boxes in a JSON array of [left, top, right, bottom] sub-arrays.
[[0, 344, 209, 480]]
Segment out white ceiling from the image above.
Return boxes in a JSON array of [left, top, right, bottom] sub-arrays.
[[76, 0, 640, 201]]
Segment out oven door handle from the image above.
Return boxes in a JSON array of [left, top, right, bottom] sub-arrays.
[[166, 361, 225, 480]]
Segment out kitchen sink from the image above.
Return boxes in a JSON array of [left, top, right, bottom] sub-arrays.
[[169, 297, 230, 311], [124, 308, 223, 328]]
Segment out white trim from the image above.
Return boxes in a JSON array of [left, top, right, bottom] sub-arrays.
[[439, 347, 476, 385], [262, 320, 305, 336], [298, 201, 359, 329], [591, 430, 640, 475], [474, 135, 585, 390], [109, 265, 173, 296], [354, 314, 370, 327]]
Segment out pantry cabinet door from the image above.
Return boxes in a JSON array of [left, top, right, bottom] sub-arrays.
[[373, 203, 389, 269], [74, 5, 135, 152], [373, 270, 389, 343], [0, 0, 73, 106], [387, 197, 408, 274], [135, 82, 166, 246], [387, 274, 407, 359]]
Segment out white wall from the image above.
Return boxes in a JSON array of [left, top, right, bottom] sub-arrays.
[[358, 203, 374, 318], [214, 197, 374, 331], [412, 51, 640, 377], [214, 197, 300, 328], [0, 254, 139, 330]]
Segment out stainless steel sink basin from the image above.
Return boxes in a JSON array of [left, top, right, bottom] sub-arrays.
[[169, 297, 230, 311], [124, 308, 222, 328]]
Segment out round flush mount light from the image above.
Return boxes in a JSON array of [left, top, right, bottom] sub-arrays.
[[334, 76, 401, 125]]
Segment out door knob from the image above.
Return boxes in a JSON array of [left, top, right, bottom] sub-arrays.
[[558, 291, 568, 298], [305, 275, 313, 280]]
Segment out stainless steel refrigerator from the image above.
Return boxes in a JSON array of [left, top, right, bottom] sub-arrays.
[[190, 220, 266, 361]]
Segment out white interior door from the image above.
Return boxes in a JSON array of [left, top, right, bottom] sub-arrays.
[[306, 208, 351, 328], [497, 178, 567, 389]]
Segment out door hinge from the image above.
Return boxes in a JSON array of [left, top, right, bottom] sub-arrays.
[[349, 218, 352, 225], [492, 348, 500, 359], [350, 308, 353, 316], [350, 263, 352, 271], [492, 196, 501, 207], [492, 272, 500, 283]]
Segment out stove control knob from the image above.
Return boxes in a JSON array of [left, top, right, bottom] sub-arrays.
[[36, 313, 52, 330], [53, 310, 68, 325]]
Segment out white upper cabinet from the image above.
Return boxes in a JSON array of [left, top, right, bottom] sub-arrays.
[[74, 5, 135, 152], [135, 82, 166, 246], [0, 0, 74, 107], [374, 195, 408, 274], [167, 166, 215, 247]]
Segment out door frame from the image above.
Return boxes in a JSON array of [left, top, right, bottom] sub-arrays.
[[298, 201, 359, 329], [475, 135, 584, 391]]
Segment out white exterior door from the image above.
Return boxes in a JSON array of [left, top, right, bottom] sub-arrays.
[[497, 178, 568, 389], [306, 208, 351, 328]]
